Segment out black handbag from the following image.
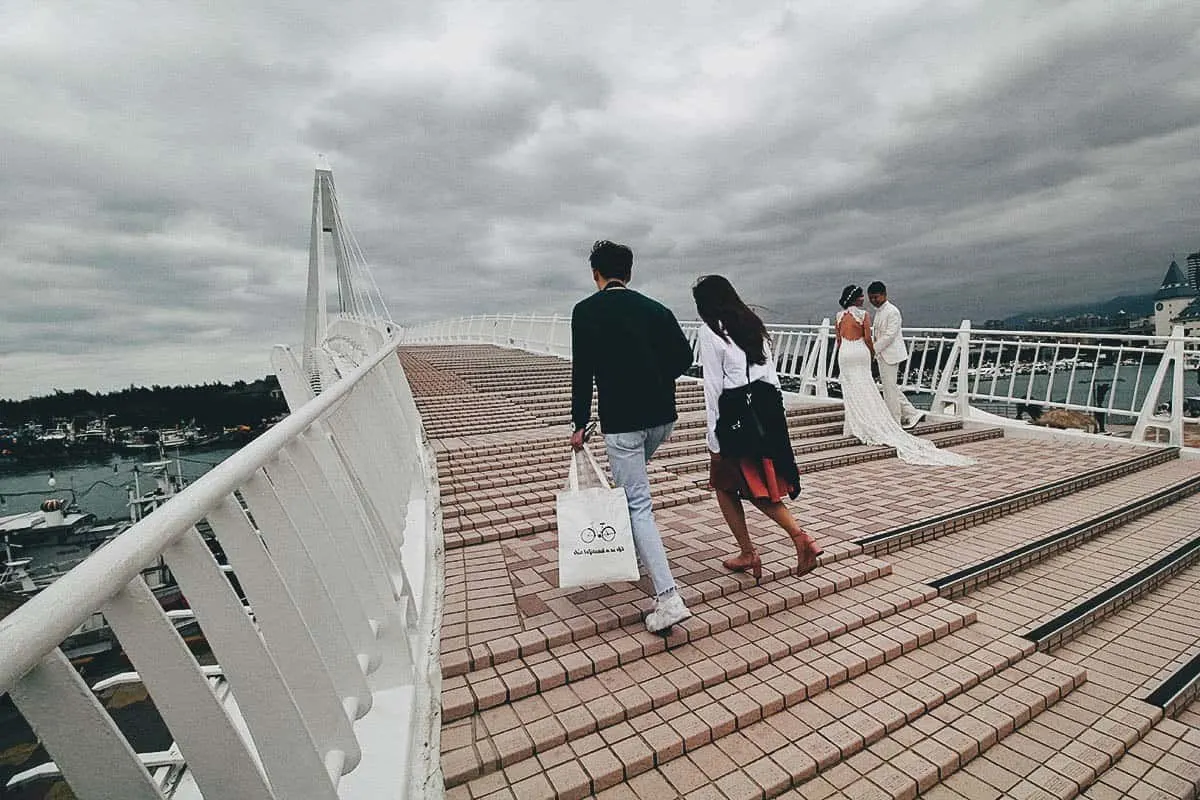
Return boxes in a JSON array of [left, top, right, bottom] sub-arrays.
[[715, 360, 767, 458]]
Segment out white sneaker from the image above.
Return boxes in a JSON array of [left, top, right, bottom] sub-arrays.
[[645, 592, 691, 633], [902, 412, 925, 429]]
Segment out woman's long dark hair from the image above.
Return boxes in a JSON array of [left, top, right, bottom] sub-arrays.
[[692, 275, 769, 365]]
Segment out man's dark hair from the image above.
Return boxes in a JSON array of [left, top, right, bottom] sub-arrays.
[[867, 280, 887, 295], [590, 240, 633, 282]]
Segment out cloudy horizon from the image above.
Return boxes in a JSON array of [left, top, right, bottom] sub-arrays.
[[3, 1, 1199, 401]]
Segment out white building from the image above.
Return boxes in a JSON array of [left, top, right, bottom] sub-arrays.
[[1153, 258, 1196, 336]]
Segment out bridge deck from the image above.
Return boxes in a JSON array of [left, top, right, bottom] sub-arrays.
[[402, 345, 1200, 800]]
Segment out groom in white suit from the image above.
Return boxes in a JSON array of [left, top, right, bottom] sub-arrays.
[[868, 281, 924, 428]]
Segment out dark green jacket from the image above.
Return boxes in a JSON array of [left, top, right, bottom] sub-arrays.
[[571, 285, 695, 434]]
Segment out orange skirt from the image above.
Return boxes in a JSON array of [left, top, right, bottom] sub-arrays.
[[710, 455, 796, 503]]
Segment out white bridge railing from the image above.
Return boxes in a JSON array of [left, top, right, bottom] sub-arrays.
[[0, 335, 443, 799], [405, 314, 1200, 448]]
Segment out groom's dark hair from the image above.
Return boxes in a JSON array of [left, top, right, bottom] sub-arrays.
[[867, 281, 886, 294]]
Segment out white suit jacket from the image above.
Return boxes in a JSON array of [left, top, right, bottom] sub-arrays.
[[872, 301, 909, 365]]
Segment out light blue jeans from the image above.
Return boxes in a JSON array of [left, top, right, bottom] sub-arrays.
[[604, 421, 678, 598]]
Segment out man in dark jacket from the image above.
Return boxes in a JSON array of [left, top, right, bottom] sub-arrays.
[[570, 240, 695, 632]]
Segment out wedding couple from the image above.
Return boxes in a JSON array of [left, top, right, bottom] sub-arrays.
[[837, 282, 976, 467], [569, 241, 820, 633]]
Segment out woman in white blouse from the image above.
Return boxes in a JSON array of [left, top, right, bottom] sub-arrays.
[[693, 276, 822, 580]]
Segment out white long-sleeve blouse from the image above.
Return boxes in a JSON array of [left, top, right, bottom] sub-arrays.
[[697, 324, 781, 453]]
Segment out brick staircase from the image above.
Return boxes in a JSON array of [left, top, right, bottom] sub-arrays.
[[403, 344, 1200, 799]]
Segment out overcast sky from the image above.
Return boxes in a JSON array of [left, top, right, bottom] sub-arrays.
[[2, 1, 1199, 401]]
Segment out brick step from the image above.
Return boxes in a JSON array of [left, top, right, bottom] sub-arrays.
[[492, 388, 707, 409], [441, 550, 882, 679], [478, 384, 706, 403], [429, 374, 568, 382], [954, 683, 1160, 800], [428, 405, 845, 472], [450, 364, 572, 372], [926, 464, 1200, 600], [442, 593, 975, 788], [415, 394, 583, 410], [663, 425, 994, 484], [435, 436, 580, 467], [440, 465, 680, 519], [667, 407, 845, 436], [1075, 712, 1198, 800], [953, 492, 1200, 648], [532, 402, 709, 427], [422, 417, 548, 438], [416, 408, 557, 426], [440, 454, 670, 501], [443, 479, 710, 545], [436, 413, 852, 477], [416, 403, 544, 420], [414, 391, 555, 407], [1026, 530, 1200, 654], [441, 557, 916, 722], [416, 402, 544, 419], [789, 426, 1001, 472], [434, 358, 568, 368], [650, 417, 851, 457], [423, 422, 548, 439], [860, 447, 1182, 557], [655, 420, 965, 473], [450, 375, 575, 389], [773, 652, 1089, 800], [891, 459, 1200, 586], [453, 622, 1049, 799], [414, 396, 591, 416], [441, 466, 694, 532], [424, 422, 549, 440]]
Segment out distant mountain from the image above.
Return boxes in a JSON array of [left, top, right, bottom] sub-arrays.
[[1003, 292, 1156, 326]]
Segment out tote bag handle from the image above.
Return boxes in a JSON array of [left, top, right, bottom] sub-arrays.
[[567, 447, 609, 491]]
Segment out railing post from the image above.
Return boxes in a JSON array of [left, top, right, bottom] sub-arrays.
[[273, 344, 316, 411], [545, 314, 558, 354], [956, 320, 972, 419], [816, 318, 832, 398], [1133, 325, 1186, 446], [9, 650, 165, 799], [931, 320, 972, 418], [102, 579, 277, 800]]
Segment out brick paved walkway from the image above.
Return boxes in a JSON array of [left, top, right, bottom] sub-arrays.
[[404, 345, 1200, 799]]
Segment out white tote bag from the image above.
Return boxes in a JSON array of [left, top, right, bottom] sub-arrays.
[[556, 448, 639, 588]]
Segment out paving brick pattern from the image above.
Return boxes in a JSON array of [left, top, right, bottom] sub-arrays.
[[400, 345, 1200, 799]]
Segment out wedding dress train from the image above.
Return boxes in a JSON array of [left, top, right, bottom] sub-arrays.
[[837, 335, 976, 467]]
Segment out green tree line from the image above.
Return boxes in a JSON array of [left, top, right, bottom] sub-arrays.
[[0, 377, 287, 431]]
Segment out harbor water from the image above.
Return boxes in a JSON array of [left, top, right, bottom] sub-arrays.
[[0, 448, 237, 797], [0, 447, 240, 523]]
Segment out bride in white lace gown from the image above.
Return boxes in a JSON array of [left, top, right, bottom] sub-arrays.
[[835, 285, 976, 467]]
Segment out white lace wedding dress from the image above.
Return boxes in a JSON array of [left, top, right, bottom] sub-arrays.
[[837, 308, 976, 467]]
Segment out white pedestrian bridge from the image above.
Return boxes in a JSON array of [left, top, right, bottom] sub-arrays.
[[3, 167, 1199, 799]]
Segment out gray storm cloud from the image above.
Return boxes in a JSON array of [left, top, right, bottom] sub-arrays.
[[1, 0, 1198, 399]]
